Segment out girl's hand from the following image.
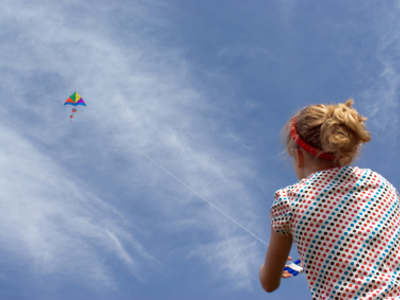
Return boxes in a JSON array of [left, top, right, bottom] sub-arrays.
[[282, 256, 303, 278], [282, 270, 294, 278]]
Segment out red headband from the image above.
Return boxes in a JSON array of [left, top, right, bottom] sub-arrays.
[[290, 117, 337, 161]]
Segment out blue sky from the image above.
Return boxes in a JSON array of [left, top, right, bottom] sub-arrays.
[[1, 1, 399, 299]]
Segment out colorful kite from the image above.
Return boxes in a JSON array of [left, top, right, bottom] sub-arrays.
[[64, 92, 86, 106], [65, 92, 86, 122]]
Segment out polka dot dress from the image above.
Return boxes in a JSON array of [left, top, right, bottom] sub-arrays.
[[270, 166, 400, 300]]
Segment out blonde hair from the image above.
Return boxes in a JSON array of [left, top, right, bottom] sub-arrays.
[[283, 99, 371, 166]]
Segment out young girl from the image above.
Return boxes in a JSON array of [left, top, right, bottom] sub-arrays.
[[259, 100, 400, 299]]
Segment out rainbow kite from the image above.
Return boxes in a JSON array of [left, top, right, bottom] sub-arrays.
[[64, 92, 86, 106]]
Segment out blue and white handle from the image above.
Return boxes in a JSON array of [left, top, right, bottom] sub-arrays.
[[284, 259, 303, 276]]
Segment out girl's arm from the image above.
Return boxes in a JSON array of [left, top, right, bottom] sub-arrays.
[[259, 225, 293, 293]]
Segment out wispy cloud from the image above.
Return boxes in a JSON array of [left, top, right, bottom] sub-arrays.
[[107, 229, 134, 265], [361, 2, 400, 143], [0, 126, 155, 289], [188, 237, 259, 290]]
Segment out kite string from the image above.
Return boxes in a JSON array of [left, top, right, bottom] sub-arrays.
[[104, 123, 268, 247], [99, 121, 268, 246]]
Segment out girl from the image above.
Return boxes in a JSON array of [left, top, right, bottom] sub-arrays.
[[259, 100, 400, 299]]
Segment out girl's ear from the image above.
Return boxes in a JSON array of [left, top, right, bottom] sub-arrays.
[[295, 148, 305, 168]]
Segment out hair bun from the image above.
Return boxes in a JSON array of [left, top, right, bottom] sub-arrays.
[[320, 99, 371, 165]]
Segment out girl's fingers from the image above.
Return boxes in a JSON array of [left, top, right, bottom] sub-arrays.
[[282, 271, 293, 278]]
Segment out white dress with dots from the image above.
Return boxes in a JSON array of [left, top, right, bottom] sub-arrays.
[[271, 166, 400, 300]]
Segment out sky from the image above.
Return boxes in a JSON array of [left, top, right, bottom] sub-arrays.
[[1, 1, 400, 299]]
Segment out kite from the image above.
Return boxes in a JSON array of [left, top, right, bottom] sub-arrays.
[[64, 92, 86, 106], [65, 92, 86, 122]]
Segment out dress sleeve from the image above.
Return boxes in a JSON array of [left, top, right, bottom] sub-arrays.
[[270, 187, 293, 236]]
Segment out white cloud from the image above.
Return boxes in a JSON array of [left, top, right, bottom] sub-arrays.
[[107, 229, 134, 265], [0, 126, 155, 289], [361, 2, 400, 143], [188, 237, 259, 290]]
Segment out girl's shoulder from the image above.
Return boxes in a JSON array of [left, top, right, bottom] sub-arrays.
[[303, 165, 376, 184], [274, 166, 396, 204], [273, 180, 308, 204], [303, 166, 396, 194], [275, 166, 369, 197], [274, 182, 302, 199]]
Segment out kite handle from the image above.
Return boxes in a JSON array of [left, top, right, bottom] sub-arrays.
[[283, 259, 303, 276]]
